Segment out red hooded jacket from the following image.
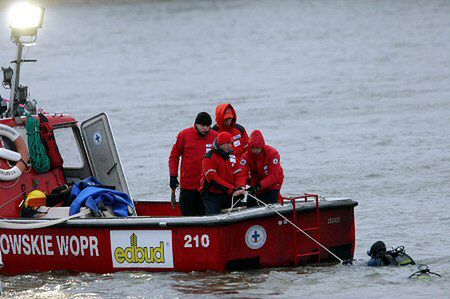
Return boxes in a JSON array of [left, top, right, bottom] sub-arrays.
[[240, 130, 284, 191], [199, 142, 247, 195], [212, 103, 249, 159], [169, 126, 218, 190]]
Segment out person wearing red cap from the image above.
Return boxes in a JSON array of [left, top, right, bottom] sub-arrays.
[[199, 132, 246, 215], [240, 130, 284, 206], [212, 103, 249, 159], [169, 112, 218, 216]]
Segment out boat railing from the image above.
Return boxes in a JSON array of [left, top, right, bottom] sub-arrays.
[[285, 194, 322, 266], [280, 193, 322, 205]]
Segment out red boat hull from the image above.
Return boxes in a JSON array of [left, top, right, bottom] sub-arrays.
[[0, 199, 356, 275]]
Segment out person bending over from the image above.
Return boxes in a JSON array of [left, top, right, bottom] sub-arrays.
[[240, 130, 284, 207], [199, 132, 246, 215]]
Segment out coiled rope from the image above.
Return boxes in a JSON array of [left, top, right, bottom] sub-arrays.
[[26, 115, 50, 173]]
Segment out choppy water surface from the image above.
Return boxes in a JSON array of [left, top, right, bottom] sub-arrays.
[[1, 0, 450, 297]]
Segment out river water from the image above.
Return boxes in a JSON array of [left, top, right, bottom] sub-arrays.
[[0, 0, 449, 297]]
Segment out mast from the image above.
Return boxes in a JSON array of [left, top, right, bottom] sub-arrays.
[[7, 43, 24, 117], [2, 3, 45, 118]]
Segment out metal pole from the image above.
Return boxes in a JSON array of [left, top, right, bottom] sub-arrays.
[[7, 42, 23, 117]]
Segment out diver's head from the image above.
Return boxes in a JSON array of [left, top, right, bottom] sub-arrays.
[[368, 241, 387, 258]]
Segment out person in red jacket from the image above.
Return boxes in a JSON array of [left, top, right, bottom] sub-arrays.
[[169, 112, 218, 216], [240, 130, 284, 207], [212, 103, 249, 159], [199, 132, 246, 215]]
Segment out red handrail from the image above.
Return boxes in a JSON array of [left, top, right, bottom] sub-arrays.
[[286, 193, 322, 266]]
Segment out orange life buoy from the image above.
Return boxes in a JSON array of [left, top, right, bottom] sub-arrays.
[[0, 124, 29, 181]]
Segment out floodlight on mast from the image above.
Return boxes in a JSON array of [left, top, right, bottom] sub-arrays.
[[5, 2, 44, 117]]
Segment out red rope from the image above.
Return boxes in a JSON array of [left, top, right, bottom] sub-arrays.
[[40, 118, 64, 168]]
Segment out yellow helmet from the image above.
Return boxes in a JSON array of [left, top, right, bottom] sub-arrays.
[[24, 190, 47, 208]]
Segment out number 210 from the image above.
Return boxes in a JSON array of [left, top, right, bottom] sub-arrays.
[[184, 234, 210, 248]]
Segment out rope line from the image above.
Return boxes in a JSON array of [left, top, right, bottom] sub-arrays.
[[0, 181, 38, 211], [246, 192, 345, 264], [0, 209, 91, 229], [26, 115, 50, 173], [224, 193, 248, 217]]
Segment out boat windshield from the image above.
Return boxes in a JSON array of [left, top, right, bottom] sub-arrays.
[[53, 126, 84, 169]]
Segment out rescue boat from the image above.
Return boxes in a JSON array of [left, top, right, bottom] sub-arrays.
[[0, 3, 357, 276]]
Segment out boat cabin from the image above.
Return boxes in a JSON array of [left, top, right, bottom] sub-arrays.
[[0, 113, 134, 219]]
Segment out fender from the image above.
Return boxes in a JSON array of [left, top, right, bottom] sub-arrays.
[[0, 124, 29, 181]]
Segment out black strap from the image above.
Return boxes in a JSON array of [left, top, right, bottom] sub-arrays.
[[204, 150, 213, 158], [235, 123, 246, 136], [211, 123, 245, 136], [18, 158, 27, 167]]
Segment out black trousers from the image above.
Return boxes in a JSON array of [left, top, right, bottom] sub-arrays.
[[179, 189, 205, 216], [202, 192, 232, 215], [247, 189, 280, 208]]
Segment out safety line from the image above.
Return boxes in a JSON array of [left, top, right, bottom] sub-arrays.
[[247, 192, 345, 264], [0, 208, 91, 230]]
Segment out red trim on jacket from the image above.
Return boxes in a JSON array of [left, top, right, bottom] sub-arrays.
[[199, 149, 246, 195]]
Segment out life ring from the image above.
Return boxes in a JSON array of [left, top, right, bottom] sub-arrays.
[[0, 124, 29, 181]]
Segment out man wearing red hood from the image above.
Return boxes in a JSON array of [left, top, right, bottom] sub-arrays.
[[199, 132, 246, 215], [169, 112, 218, 216], [240, 130, 284, 206], [212, 103, 249, 159]]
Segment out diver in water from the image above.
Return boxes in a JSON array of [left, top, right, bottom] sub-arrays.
[[367, 241, 416, 266]]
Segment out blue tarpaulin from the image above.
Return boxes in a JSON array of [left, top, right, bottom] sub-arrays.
[[69, 177, 134, 217]]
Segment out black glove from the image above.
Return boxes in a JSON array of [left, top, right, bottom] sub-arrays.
[[247, 184, 261, 195], [170, 176, 179, 189]]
